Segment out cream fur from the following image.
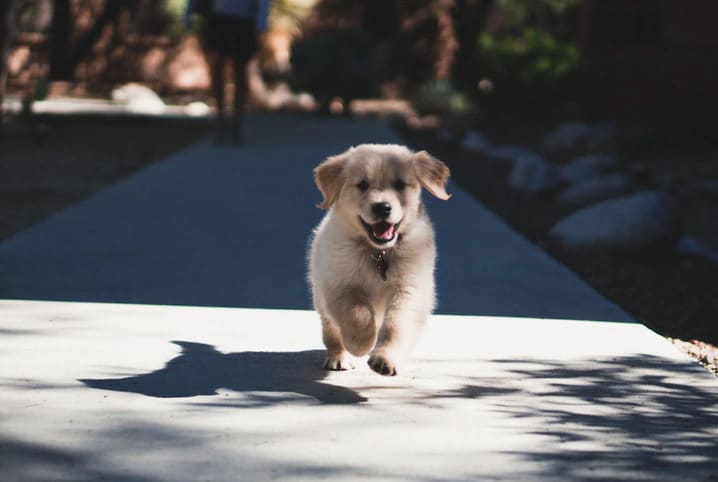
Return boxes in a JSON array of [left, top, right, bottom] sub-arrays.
[[308, 144, 450, 376]]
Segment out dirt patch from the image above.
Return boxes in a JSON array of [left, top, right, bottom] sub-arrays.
[[0, 114, 213, 241]]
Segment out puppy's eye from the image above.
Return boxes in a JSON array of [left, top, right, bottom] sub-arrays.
[[357, 180, 369, 192], [393, 180, 406, 191]]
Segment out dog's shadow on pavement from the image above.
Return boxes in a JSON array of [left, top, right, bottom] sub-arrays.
[[81, 341, 367, 405]]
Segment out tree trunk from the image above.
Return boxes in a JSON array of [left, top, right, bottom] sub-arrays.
[[452, 0, 494, 91], [50, 0, 71, 80], [0, 0, 14, 124], [50, 0, 139, 81]]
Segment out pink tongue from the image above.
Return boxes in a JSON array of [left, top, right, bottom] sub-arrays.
[[373, 222, 394, 240]]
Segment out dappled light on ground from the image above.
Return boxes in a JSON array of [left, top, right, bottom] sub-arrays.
[[2, 299, 717, 481]]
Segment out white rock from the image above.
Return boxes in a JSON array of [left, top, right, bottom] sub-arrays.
[[111, 83, 165, 115], [556, 173, 633, 206], [185, 101, 210, 117], [507, 154, 562, 194], [560, 154, 618, 183], [548, 191, 680, 253], [490, 144, 536, 163], [287, 92, 317, 111], [461, 130, 493, 153]]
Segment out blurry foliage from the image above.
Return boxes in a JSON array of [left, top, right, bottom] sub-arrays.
[[298, 0, 457, 96], [478, 27, 579, 86], [494, 0, 580, 30], [290, 27, 386, 108], [14, 0, 53, 33], [472, 0, 582, 107], [162, 0, 189, 40], [413, 78, 470, 116]]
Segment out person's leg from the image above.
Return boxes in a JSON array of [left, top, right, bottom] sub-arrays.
[[208, 51, 228, 142], [231, 57, 249, 145]]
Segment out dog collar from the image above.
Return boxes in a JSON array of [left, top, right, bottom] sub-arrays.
[[374, 249, 388, 281]]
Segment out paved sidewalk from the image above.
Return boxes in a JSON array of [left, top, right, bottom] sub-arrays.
[[0, 113, 628, 320], [1, 113, 717, 481]]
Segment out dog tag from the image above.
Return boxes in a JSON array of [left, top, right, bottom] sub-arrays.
[[375, 250, 388, 281]]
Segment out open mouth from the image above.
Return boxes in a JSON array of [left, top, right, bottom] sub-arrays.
[[359, 217, 401, 244]]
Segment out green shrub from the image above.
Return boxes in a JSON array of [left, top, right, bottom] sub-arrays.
[[478, 28, 579, 88], [161, 0, 189, 40], [412, 79, 471, 116]]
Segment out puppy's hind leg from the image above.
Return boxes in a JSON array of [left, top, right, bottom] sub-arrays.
[[321, 315, 354, 371]]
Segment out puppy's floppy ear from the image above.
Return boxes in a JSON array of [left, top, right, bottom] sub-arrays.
[[314, 152, 348, 209], [413, 150, 451, 200]]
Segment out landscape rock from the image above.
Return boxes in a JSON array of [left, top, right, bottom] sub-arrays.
[[461, 130, 493, 153], [111, 83, 165, 115], [185, 101, 211, 117], [678, 237, 718, 265], [490, 144, 537, 163], [507, 153, 562, 194], [560, 154, 618, 183], [556, 173, 633, 207], [544, 121, 619, 152], [587, 124, 621, 151], [543, 121, 592, 151], [548, 191, 681, 254], [283, 92, 318, 111]]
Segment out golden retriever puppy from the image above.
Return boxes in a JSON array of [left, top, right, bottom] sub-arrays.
[[308, 144, 450, 376]]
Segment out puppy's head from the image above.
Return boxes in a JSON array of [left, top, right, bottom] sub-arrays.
[[314, 144, 450, 249]]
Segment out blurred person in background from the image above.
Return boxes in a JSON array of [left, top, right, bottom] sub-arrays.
[[186, 0, 271, 144]]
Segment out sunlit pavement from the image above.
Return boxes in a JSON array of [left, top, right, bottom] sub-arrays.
[[1, 113, 717, 481]]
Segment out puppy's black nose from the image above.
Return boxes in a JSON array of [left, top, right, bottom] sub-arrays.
[[372, 202, 392, 219]]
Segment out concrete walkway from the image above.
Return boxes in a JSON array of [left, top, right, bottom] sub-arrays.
[[0, 113, 628, 320], [1, 113, 717, 481]]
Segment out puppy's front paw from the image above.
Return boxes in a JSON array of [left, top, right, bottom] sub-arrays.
[[323, 353, 355, 371], [367, 352, 397, 376]]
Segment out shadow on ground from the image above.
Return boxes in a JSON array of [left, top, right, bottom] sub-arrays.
[[75, 346, 718, 480], [0, 435, 154, 482], [483, 354, 718, 481], [81, 341, 367, 405]]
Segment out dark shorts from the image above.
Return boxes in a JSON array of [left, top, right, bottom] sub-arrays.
[[202, 13, 258, 62]]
